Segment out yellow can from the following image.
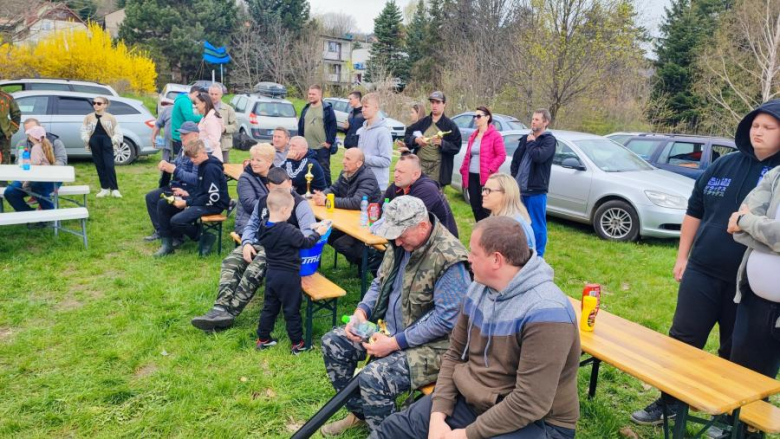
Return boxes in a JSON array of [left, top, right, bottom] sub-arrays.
[[326, 193, 335, 212]]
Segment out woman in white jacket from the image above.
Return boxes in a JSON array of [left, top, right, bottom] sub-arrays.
[[80, 96, 124, 198], [194, 92, 224, 162]]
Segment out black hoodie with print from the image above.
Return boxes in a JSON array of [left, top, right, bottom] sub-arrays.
[[686, 100, 780, 282]]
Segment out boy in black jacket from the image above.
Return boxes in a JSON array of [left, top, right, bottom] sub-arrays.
[[256, 188, 330, 354], [155, 139, 230, 257]]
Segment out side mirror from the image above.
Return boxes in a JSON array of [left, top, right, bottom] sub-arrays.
[[561, 157, 585, 171]]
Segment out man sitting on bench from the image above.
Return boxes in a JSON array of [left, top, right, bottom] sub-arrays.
[[373, 216, 580, 439], [191, 167, 317, 331], [154, 139, 229, 257]]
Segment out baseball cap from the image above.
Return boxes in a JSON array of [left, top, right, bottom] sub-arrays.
[[428, 91, 446, 103], [25, 126, 46, 141], [370, 196, 429, 240], [177, 122, 199, 134]]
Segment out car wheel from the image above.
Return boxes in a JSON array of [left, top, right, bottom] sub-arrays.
[[593, 200, 640, 242], [462, 187, 470, 204], [114, 138, 137, 165]]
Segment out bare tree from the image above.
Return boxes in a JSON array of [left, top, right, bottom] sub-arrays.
[[317, 12, 358, 37], [231, 17, 294, 91], [287, 24, 325, 96]]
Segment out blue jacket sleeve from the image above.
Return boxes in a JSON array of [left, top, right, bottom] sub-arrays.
[[241, 203, 261, 246], [298, 105, 308, 137], [237, 174, 265, 217], [173, 159, 198, 187]]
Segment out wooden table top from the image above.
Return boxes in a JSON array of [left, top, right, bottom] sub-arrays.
[[309, 201, 388, 246], [0, 165, 75, 183], [571, 297, 780, 415], [223, 163, 243, 181]]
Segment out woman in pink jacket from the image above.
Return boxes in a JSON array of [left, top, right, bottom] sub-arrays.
[[460, 106, 507, 221], [194, 92, 224, 161]]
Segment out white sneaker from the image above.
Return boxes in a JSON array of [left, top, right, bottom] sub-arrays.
[[111, 190, 122, 198], [96, 189, 110, 198]]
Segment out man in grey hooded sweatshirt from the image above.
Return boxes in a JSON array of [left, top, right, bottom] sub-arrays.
[[357, 93, 393, 191], [372, 216, 580, 439]]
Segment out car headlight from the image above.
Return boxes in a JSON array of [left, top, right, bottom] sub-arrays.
[[644, 190, 687, 209]]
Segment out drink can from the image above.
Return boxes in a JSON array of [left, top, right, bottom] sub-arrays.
[[581, 283, 601, 316], [367, 203, 381, 225], [326, 193, 335, 212]]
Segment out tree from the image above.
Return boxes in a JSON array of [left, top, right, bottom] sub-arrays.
[[119, 0, 238, 84], [366, 1, 407, 82], [246, 0, 310, 36], [405, 0, 428, 75], [318, 12, 357, 37], [65, 0, 97, 21]]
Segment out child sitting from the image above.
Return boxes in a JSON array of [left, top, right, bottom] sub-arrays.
[[4, 126, 57, 221], [256, 188, 330, 355]]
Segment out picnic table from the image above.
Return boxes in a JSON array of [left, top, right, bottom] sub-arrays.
[[0, 164, 75, 183], [223, 163, 243, 181], [308, 201, 388, 294], [571, 297, 780, 438]]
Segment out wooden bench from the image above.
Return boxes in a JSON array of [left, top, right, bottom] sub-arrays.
[[199, 214, 227, 256], [740, 400, 780, 435], [301, 273, 346, 349], [0, 207, 89, 247], [571, 297, 780, 438], [230, 231, 241, 246]]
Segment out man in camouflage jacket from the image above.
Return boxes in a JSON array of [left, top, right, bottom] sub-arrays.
[[0, 91, 21, 164], [319, 196, 470, 436]]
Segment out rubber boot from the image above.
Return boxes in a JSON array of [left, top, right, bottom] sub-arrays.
[[154, 237, 175, 257]]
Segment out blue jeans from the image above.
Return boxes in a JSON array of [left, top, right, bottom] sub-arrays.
[[522, 194, 548, 257], [5, 180, 56, 211]]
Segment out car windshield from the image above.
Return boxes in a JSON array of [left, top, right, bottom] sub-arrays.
[[573, 139, 653, 172], [506, 120, 527, 129], [253, 102, 296, 117]]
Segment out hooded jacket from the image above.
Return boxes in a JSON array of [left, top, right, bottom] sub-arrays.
[[431, 254, 580, 438], [357, 117, 393, 190], [283, 149, 327, 196], [687, 100, 780, 282], [186, 155, 230, 210], [344, 105, 365, 148], [171, 93, 202, 142], [460, 125, 507, 188], [235, 164, 269, 234], [509, 131, 556, 195], [298, 101, 338, 147], [404, 113, 462, 186], [170, 150, 198, 191], [384, 175, 459, 238], [324, 163, 381, 210]]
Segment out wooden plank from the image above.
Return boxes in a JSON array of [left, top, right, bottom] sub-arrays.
[[308, 201, 388, 246], [740, 400, 780, 433], [570, 297, 780, 415], [223, 163, 243, 181], [201, 214, 227, 222], [302, 272, 346, 301]]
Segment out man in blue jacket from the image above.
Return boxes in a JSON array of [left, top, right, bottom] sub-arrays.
[[154, 139, 229, 257], [510, 109, 556, 257], [298, 84, 337, 186]]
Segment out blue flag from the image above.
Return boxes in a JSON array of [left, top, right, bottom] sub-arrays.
[[203, 41, 231, 64]]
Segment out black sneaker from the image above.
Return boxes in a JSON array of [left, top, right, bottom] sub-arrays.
[[191, 307, 235, 331], [144, 231, 160, 241], [199, 232, 217, 256], [256, 338, 278, 350], [291, 341, 311, 355], [631, 399, 675, 426]]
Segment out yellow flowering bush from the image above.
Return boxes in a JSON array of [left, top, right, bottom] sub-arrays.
[[0, 22, 156, 93]]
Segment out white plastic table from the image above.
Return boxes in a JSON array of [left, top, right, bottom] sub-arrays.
[[0, 165, 75, 183]]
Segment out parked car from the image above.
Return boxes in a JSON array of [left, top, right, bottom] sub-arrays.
[[10, 91, 157, 165], [451, 130, 695, 241], [0, 78, 118, 96], [156, 83, 190, 115], [451, 111, 528, 139], [190, 80, 227, 94], [253, 82, 287, 99], [230, 93, 298, 141], [323, 97, 406, 139], [606, 132, 737, 179]]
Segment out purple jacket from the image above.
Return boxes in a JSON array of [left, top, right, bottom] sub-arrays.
[[460, 125, 507, 188]]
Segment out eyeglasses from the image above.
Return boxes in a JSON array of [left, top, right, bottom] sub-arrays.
[[93, 102, 105, 106], [481, 187, 504, 195], [473, 114, 485, 119]]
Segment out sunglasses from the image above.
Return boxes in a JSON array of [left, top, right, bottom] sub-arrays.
[[481, 187, 504, 195], [93, 102, 105, 106], [473, 114, 486, 119]]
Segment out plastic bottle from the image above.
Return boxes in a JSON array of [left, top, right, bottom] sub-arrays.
[[359, 195, 369, 226], [382, 197, 390, 215], [22, 148, 31, 171], [17, 144, 25, 167], [341, 315, 377, 340], [580, 296, 598, 332]]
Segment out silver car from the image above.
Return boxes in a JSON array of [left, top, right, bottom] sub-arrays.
[[11, 91, 157, 165], [156, 83, 189, 116], [451, 130, 695, 241], [323, 97, 406, 139], [0, 78, 119, 96], [230, 93, 298, 140]]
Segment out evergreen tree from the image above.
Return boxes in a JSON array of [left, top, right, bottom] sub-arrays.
[[366, 1, 407, 82], [246, 0, 311, 36], [405, 0, 428, 70], [119, 0, 239, 84], [66, 0, 97, 21]]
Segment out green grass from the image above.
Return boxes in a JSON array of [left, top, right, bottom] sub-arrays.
[[0, 149, 776, 438]]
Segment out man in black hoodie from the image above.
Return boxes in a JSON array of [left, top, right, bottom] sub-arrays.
[[631, 100, 780, 425], [155, 139, 230, 257], [343, 91, 365, 148]]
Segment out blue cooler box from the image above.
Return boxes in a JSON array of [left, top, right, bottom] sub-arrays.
[[300, 227, 332, 276]]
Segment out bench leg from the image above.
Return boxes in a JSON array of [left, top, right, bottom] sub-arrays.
[[333, 251, 338, 269], [588, 358, 601, 399], [82, 218, 88, 249], [360, 245, 368, 298], [217, 222, 223, 255], [728, 408, 741, 439], [331, 298, 338, 328], [305, 296, 314, 349], [672, 404, 689, 439], [54, 191, 59, 237]]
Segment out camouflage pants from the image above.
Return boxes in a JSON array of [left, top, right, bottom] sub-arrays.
[[0, 135, 10, 164], [214, 244, 267, 316], [321, 327, 411, 431]]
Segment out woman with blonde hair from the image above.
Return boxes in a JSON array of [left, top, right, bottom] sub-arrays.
[[5, 126, 58, 216], [235, 143, 275, 234], [80, 96, 123, 198], [481, 172, 536, 251]]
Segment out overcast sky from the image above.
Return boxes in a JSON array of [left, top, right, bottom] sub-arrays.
[[310, 0, 672, 47]]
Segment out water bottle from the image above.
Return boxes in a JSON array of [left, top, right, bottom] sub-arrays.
[[341, 315, 377, 340], [17, 144, 25, 167], [360, 195, 369, 226], [382, 197, 390, 215], [22, 149, 31, 171]]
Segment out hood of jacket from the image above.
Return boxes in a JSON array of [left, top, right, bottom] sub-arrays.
[[735, 99, 780, 158], [362, 116, 388, 131]]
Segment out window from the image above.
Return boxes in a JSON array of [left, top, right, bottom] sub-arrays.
[[607, 134, 632, 145], [0, 84, 22, 93], [108, 102, 140, 115], [166, 91, 184, 100], [452, 115, 473, 129], [574, 139, 653, 172], [506, 120, 527, 130], [29, 83, 70, 91], [57, 97, 93, 115], [253, 102, 296, 118], [553, 142, 580, 166], [492, 120, 503, 131], [15, 96, 48, 114], [503, 134, 523, 156], [327, 41, 341, 53], [624, 139, 665, 160], [328, 63, 342, 76], [711, 145, 736, 164], [235, 96, 247, 112], [72, 85, 113, 95], [336, 101, 349, 113], [660, 141, 703, 168]]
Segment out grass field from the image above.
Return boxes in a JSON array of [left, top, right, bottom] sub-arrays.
[[0, 145, 776, 438]]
